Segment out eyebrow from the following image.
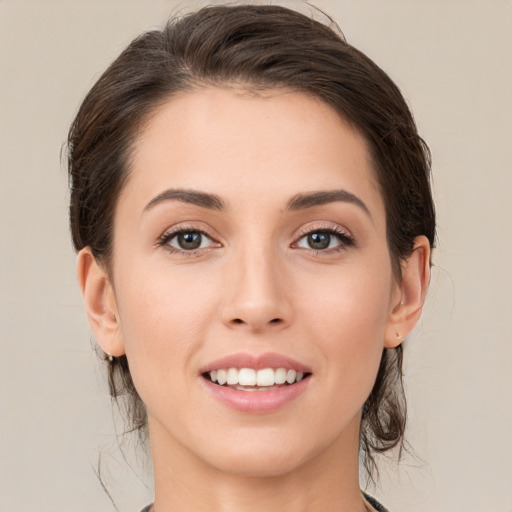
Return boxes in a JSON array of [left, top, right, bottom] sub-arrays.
[[143, 187, 370, 218], [286, 189, 371, 218], [143, 189, 225, 212]]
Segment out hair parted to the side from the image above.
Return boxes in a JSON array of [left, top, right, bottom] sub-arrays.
[[68, 4, 435, 479]]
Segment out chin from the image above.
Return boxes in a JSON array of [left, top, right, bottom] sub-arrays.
[[195, 428, 332, 479], [208, 449, 307, 478]]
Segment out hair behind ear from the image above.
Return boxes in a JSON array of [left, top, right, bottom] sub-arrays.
[[361, 345, 406, 481]]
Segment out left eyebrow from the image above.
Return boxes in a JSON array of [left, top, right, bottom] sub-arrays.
[[143, 188, 225, 213], [286, 189, 372, 219]]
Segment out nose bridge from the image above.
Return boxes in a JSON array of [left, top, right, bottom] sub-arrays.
[[222, 236, 291, 331]]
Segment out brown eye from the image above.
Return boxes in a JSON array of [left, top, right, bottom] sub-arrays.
[[307, 232, 331, 250], [178, 232, 202, 250], [296, 231, 342, 251], [168, 231, 210, 251]]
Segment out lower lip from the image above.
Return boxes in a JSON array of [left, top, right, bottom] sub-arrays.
[[201, 376, 311, 414]]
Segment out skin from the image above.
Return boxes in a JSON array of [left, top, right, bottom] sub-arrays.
[[78, 88, 430, 512]]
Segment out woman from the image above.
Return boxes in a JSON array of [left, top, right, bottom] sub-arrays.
[[68, 4, 435, 511]]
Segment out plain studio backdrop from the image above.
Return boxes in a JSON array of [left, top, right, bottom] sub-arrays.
[[0, 1, 511, 511]]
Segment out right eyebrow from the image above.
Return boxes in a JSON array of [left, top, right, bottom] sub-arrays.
[[143, 188, 225, 213], [286, 189, 371, 219]]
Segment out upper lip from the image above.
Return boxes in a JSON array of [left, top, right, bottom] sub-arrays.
[[200, 352, 312, 374]]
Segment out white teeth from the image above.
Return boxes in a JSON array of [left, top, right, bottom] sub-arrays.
[[256, 368, 275, 387], [226, 368, 238, 385], [234, 384, 280, 391], [275, 367, 287, 384], [208, 367, 307, 387], [286, 369, 297, 384], [238, 368, 256, 386], [216, 369, 227, 385]]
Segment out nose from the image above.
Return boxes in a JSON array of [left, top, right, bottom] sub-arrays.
[[221, 245, 293, 333]]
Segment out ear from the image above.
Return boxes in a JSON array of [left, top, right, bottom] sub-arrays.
[[384, 236, 431, 348], [77, 247, 125, 357]]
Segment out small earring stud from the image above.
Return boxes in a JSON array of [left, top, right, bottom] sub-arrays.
[[107, 353, 114, 362], [395, 332, 402, 341]]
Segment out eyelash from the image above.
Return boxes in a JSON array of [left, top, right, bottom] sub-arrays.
[[157, 226, 218, 255], [157, 224, 356, 256], [293, 224, 356, 254]]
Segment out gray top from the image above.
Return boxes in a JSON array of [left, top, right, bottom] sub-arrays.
[[140, 493, 389, 512], [363, 491, 390, 511]]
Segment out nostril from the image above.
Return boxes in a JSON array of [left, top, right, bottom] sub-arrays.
[[227, 317, 286, 328]]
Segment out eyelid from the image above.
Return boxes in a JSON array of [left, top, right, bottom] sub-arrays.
[[157, 223, 222, 253], [293, 222, 353, 239], [291, 222, 356, 250]]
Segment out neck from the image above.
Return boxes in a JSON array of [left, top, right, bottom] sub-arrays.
[[149, 415, 370, 512]]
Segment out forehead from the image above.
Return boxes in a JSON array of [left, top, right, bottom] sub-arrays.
[[123, 87, 383, 217]]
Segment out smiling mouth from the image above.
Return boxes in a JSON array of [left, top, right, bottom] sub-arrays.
[[203, 367, 312, 391]]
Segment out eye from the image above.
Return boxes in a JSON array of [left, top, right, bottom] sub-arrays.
[[160, 229, 217, 252], [296, 231, 340, 250], [294, 227, 355, 252]]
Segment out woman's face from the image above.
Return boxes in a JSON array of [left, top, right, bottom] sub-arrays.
[[107, 88, 404, 476]]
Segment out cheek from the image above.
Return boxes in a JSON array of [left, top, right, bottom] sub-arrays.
[[112, 261, 222, 392], [299, 262, 393, 391], [300, 261, 393, 337], [116, 257, 220, 336]]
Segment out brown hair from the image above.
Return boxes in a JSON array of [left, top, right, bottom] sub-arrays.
[[68, 4, 435, 478]]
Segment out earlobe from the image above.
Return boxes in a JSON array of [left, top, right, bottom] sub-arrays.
[[384, 236, 431, 348], [77, 247, 125, 357]]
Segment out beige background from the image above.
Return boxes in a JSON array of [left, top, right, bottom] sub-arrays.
[[1, 1, 511, 511]]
